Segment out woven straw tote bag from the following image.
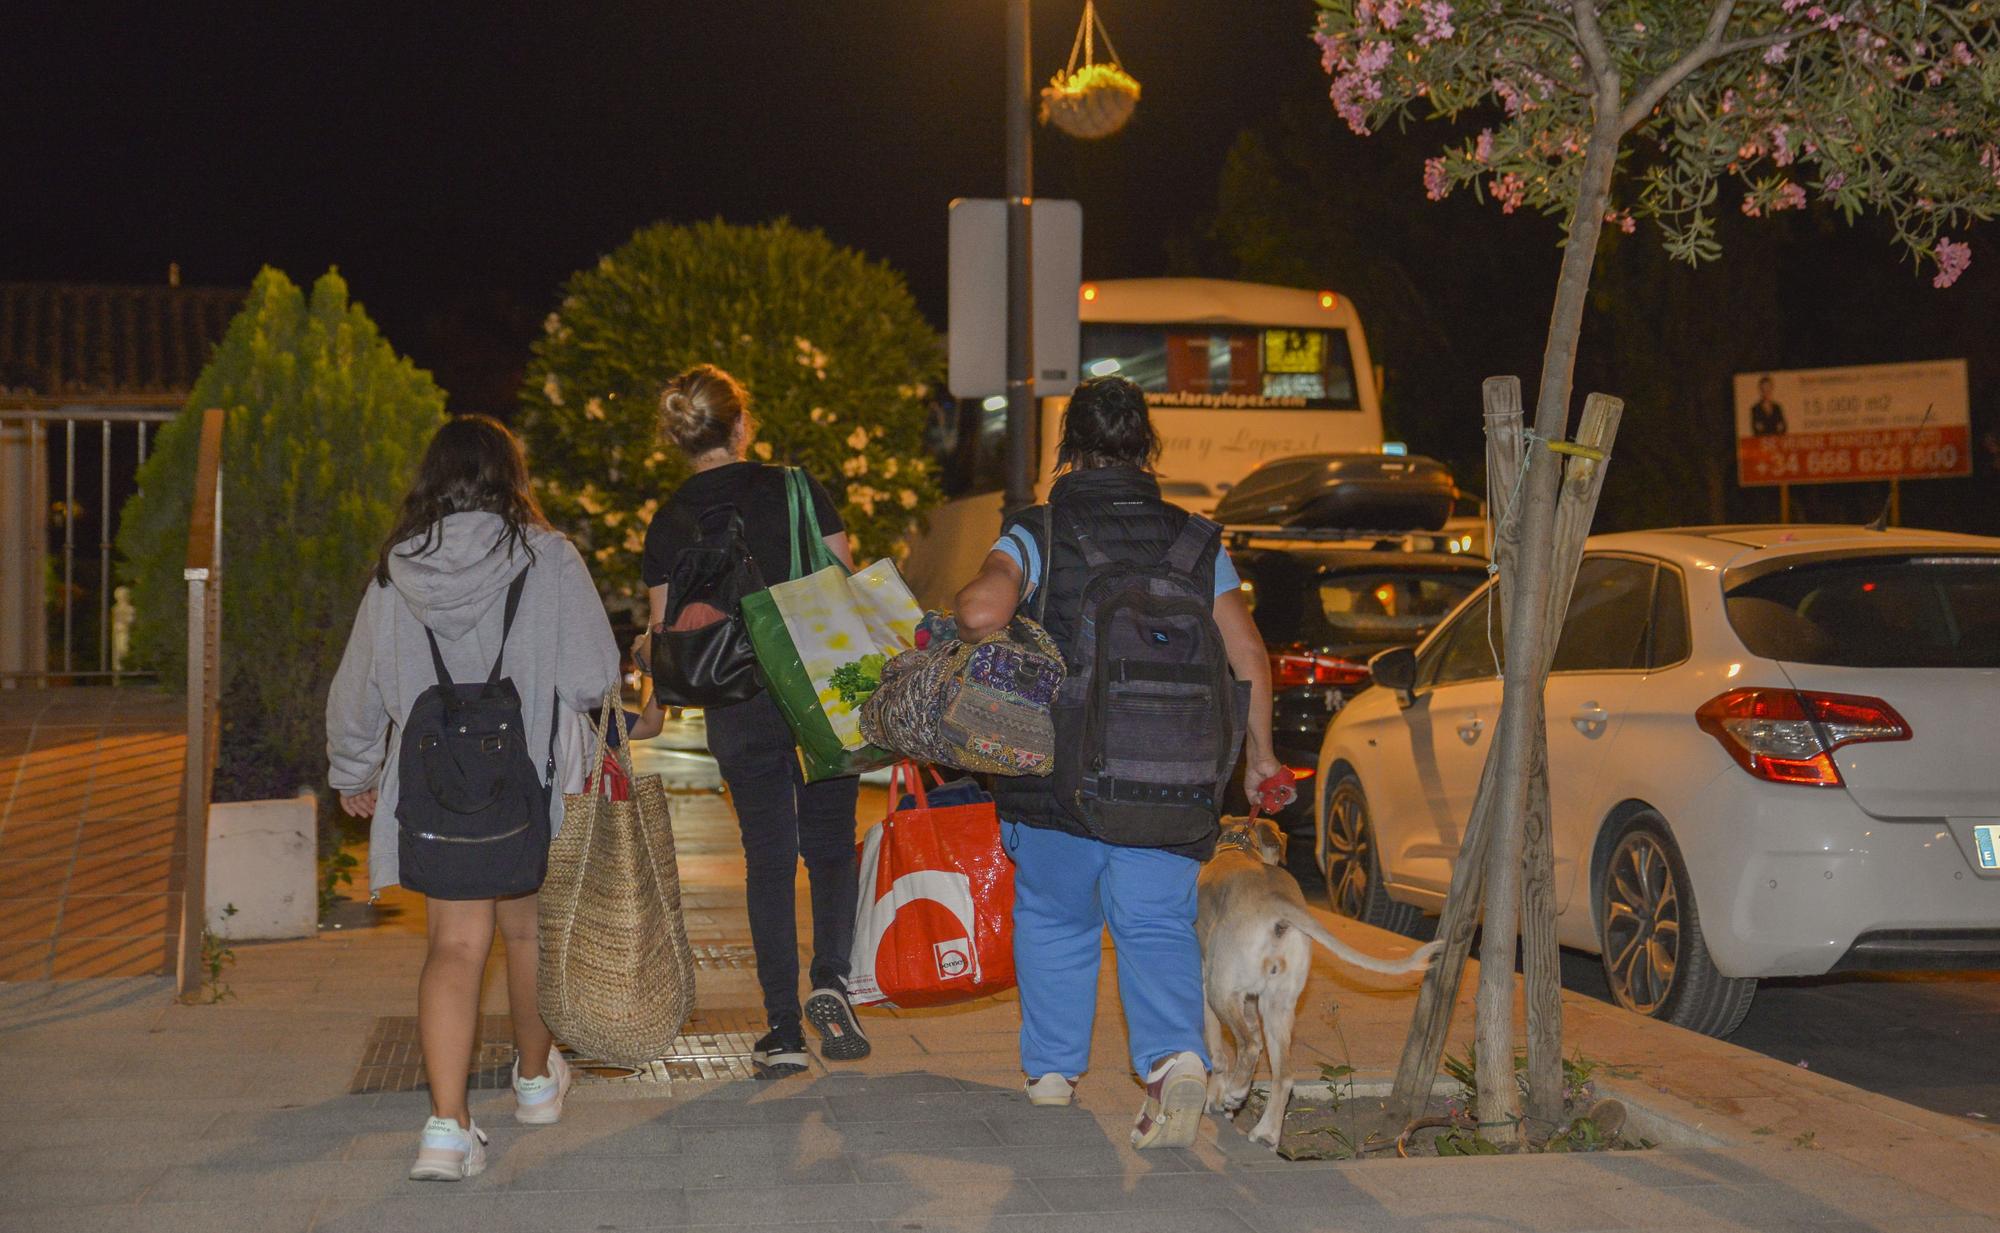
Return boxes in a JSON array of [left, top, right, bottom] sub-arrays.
[[538, 694, 697, 1066]]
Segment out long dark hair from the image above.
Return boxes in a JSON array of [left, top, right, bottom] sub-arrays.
[[1055, 375, 1160, 473], [375, 415, 551, 585]]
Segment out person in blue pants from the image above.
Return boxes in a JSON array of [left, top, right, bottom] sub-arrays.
[[951, 376, 1280, 1149]]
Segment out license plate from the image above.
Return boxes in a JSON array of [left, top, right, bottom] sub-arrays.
[[1976, 825, 2000, 870]]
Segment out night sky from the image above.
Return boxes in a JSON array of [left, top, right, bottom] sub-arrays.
[[9, 2, 1993, 530], [6, 2, 1331, 409]]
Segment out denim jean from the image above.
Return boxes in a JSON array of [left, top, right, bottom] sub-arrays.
[[1001, 819, 1210, 1078], [704, 691, 860, 1033]]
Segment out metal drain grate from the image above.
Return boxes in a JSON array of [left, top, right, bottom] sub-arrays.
[[349, 1006, 767, 1094], [690, 943, 757, 970]]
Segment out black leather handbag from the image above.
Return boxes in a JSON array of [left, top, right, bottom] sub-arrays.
[[650, 504, 766, 707]]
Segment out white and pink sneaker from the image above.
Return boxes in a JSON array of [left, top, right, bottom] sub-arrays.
[[513, 1046, 574, 1125], [408, 1116, 487, 1181]]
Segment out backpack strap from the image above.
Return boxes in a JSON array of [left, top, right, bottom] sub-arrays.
[[1034, 505, 1053, 626], [1163, 513, 1222, 582], [1067, 509, 1115, 571], [488, 568, 529, 685]]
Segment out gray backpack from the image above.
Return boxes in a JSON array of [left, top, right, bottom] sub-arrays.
[[1043, 507, 1249, 847]]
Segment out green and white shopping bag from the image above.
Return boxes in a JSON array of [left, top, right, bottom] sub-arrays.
[[742, 468, 922, 781]]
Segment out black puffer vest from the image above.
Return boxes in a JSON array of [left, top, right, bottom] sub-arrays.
[[987, 465, 1222, 858]]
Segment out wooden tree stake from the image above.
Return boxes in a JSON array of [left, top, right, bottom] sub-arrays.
[[1522, 394, 1623, 1128], [1390, 383, 1623, 1134]]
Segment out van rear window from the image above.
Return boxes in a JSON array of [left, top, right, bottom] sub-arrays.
[[1725, 555, 2000, 668]]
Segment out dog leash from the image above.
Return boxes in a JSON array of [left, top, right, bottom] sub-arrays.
[[1246, 768, 1299, 821]]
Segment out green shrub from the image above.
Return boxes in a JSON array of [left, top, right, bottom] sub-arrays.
[[518, 218, 942, 612], [117, 267, 447, 799]]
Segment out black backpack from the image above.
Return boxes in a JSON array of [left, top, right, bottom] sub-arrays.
[[1043, 507, 1250, 847], [396, 570, 553, 900], [649, 503, 766, 707]]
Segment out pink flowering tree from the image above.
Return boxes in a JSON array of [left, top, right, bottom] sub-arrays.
[[1314, 0, 2000, 1143]]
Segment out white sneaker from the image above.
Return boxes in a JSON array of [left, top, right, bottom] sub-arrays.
[[408, 1116, 487, 1181], [1025, 1072, 1078, 1107], [513, 1046, 573, 1125], [1131, 1051, 1208, 1149]]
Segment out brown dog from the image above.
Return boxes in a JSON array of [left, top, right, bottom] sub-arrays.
[[1196, 816, 1439, 1147]]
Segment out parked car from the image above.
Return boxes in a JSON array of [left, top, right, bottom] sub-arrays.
[[1316, 525, 2000, 1036], [1227, 533, 1488, 893]]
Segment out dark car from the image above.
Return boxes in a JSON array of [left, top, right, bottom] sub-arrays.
[[1224, 534, 1488, 896]]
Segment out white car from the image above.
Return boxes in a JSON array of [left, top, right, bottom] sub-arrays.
[[1315, 525, 2000, 1036]]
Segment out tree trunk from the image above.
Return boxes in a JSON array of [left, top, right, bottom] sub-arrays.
[[1472, 104, 1625, 1142]]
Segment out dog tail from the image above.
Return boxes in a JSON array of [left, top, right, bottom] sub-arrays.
[[1275, 908, 1441, 976]]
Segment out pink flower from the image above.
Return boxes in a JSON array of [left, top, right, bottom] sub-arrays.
[[1604, 208, 1636, 234], [1933, 238, 1972, 289], [1764, 42, 1790, 66], [1423, 157, 1451, 201], [1773, 183, 1807, 211], [1474, 128, 1494, 164], [1770, 125, 1794, 167], [1823, 172, 1847, 194], [1417, 0, 1455, 45], [1377, 0, 1404, 29], [1981, 144, 2000, 188], [1491, 172, 1527, 214]]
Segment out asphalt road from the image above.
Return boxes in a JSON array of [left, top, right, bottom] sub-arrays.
[[1560, 951, 2000, 1128]]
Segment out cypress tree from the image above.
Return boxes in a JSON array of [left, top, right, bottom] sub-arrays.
[[119, 267, 447, 797]]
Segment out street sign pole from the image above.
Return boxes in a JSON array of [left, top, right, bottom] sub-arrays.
[[1004, 0, 1036, 516]]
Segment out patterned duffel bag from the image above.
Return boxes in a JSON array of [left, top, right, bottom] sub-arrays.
[[861, 614, 1064, 777]]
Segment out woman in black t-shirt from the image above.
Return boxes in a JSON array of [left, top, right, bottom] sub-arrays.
[[630, 364, 871, 1077]]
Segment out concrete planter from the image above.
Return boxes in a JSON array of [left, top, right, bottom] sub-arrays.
[[207, 792, 318, 940]]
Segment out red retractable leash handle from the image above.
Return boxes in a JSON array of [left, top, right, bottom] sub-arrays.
[[1246, 767, 1299, 820]]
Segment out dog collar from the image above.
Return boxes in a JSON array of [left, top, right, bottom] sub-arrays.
[[1213, 827, 1261, 857]]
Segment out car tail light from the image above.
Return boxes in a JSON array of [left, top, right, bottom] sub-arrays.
[[1270, 651, 1369, 690], [1696, 688, 1910, 787]]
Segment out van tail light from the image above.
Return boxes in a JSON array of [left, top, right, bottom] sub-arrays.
[[1696, 689, 1910, 787], [1270, 651, 1369, 691]]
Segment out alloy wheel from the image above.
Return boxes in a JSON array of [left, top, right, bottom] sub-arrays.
[[1321, 781, 1373, 920], [1602, 829, 1683, 1015]]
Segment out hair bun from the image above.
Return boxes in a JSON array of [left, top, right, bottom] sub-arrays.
[[662, 389, 696, 428], [659, 365, 750, 458]]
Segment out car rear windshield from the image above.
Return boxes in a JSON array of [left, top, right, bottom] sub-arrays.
[[1725, 554, 2000, 668], [1245, 564, 1478, 649]]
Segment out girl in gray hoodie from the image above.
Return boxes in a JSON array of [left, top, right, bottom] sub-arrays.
[[325, 415, 619, 1181]]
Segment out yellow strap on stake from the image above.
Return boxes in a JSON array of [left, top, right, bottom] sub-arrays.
[[1544, 439, 1607, 462]]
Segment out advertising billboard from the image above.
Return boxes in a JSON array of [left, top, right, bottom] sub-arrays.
[[1734, 359, 1970, 487]]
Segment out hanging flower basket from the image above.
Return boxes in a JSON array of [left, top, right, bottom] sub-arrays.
[[1041, 63, 1141, 140], [1039, 2, 1140, 140]]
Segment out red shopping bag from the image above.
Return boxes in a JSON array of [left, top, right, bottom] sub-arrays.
[[847, 762, 1016, 1009]]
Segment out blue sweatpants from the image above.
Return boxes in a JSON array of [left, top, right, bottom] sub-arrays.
[[1002, 820, 1210, 1079]]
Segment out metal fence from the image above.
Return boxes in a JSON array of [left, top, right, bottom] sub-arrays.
[[0, 404, 178, 686]]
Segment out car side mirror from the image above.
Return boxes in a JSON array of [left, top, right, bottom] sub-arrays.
[[1369, 646, 1418, 707]]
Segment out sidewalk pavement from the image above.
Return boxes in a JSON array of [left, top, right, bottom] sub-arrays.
[[3, 777, 1997, 1233]]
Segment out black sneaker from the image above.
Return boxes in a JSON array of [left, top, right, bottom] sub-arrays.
[[804, 987, 871, 1061], [751, 1028, 809, 1080]]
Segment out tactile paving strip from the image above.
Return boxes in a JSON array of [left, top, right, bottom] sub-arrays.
[[349, 1006, 766, 1094]]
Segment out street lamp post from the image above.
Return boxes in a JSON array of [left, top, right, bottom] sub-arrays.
[[1003, 0, 1036, 515]]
